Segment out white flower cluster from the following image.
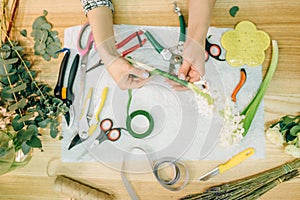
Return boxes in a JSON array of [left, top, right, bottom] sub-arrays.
[[194, 91, 214, 118], [219, 100, 245, 147], [266, 125, 300, 158], [265, 125, 284, 147]]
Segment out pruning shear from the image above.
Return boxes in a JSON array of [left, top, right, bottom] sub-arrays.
[[142, 2, 186, 74], [54, 49, 80, 126]]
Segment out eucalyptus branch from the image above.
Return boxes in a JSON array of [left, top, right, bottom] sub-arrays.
[[5, 0, 19, 42], [0, 46, 25, 125], [1, 29, 47, 100]]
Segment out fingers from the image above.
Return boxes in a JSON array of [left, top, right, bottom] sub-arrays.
[[178, 60, 191, 80], [188, 66, 201, 83], [128, 67, 150, 79]]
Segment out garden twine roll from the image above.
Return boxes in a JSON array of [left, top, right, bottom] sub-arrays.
[[53, 175, 115, 200]]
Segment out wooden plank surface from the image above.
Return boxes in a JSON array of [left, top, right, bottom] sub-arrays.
[[1, 0, 300, 199]]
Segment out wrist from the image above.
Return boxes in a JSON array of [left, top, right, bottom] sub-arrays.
[[96, 37, 120, 66], [182, 37, 206, 76]]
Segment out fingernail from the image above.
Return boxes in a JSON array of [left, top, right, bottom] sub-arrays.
[[142, 72, 150, 79], [178, 73, 185, 80]]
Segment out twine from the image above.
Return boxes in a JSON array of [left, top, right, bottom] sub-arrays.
[[47, 157, 115, 200], [54, 175, 115, 200]]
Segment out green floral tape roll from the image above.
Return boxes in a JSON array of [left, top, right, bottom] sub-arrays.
[[126, 110, 154, 139]]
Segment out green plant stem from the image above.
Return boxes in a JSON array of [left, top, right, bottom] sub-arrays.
[[241, 40, 279, 136], [125, 57, 214, 105]]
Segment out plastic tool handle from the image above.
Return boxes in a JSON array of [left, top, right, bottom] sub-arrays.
[[143, 30, 164, 54], [219, 147, 255, 173], [88, 87, 109, 135], [179, 15, 186, 42], [66, 54, 80, 106], [54, 51, 70, 98]]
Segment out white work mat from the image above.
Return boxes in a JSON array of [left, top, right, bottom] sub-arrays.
[[61, 24, 265, 169]]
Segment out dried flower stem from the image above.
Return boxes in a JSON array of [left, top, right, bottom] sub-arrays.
[[180, 159, 300, 200], [4, 0, 19, 42]]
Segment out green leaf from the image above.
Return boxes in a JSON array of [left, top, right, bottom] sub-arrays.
[[241, 41, 279, 136], [43, 10, 48, 16], [26, 135, 42, 148], [1, 69, 19, 85], [0, 67, 16, 77], [229, 6, 239, 17], [0, 57, 19, 65], [23, 60, 31, 68], [50, 30, 58, 37], [42, 53, 51, 61], [32, 16, 47, 29], [21, 142, 32, 155], [6, 83, 27, 93], [286, 130, 297, 142], [12, 115, 25, 131], [282, 116, 294, 125], [50, 127, 58, 138], [20, 29, 27, 37], [17, 113, 35, 123], [16, 129, 33, 141], [8, 98, 27, 112], [12, 46, 24, 53], [1, 87, 14, 101], [34, 43, 46, 55], [40, 22, 52, 30], [290, 125, 300, 136], [38, 118, 50, 128], [27, 124, 39, 136]]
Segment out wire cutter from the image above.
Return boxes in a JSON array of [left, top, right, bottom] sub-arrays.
[[68, 87, 109, 150], [54, 49, 80, 126], [84, 30, 147, 73]]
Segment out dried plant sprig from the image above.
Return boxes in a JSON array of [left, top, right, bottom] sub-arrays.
[[180, 159, 300, 200]]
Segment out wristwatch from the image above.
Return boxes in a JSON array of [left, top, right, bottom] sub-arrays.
[[80, 0, 114, 15]]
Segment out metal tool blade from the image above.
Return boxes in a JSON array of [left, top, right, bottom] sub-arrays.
[[198, 167, 219, 181], [68, 133, 82, 150]]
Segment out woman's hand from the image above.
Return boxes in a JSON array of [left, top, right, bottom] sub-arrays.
[[106, 57, 150, 90]]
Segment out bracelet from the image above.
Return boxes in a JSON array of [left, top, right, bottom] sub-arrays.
[[80, 0, 114, 15]]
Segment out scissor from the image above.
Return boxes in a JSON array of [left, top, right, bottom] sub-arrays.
[[205, 37, 226, 62], [90, 118, 125, 148], [76, 23, 94, 113]]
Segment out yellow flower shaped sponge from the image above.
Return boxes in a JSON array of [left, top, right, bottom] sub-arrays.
[[221, 21, 270, 67]]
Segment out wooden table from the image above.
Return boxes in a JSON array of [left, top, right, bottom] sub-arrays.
[[1, 0, 299, 199]]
